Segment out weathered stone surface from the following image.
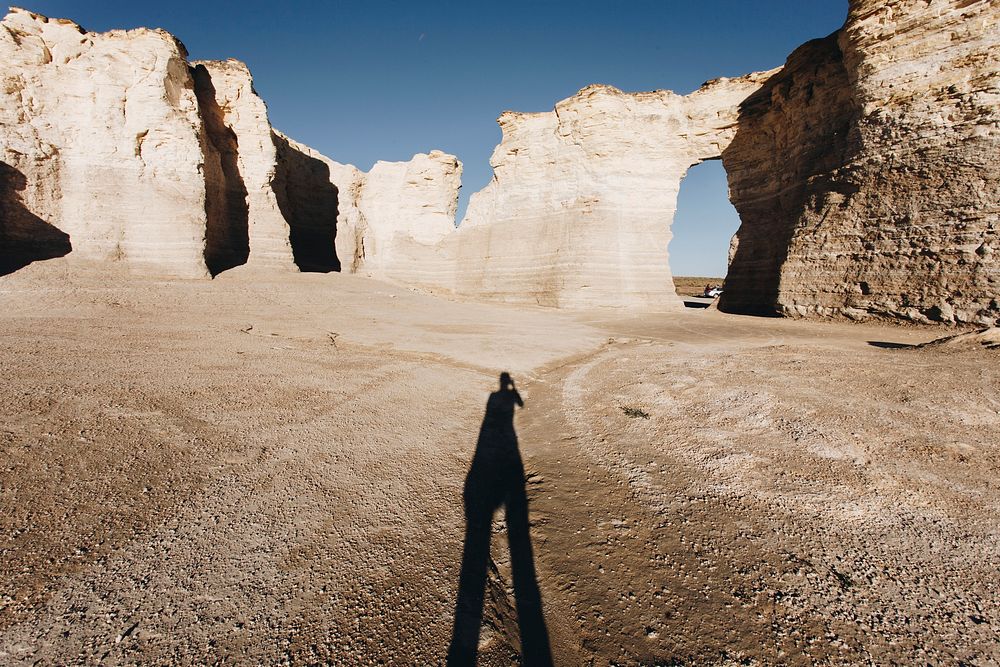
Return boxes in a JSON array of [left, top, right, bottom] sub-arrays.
[[450, 77, 772, 309], [271, 131, 341, 272], [268, 134, 462, 280], [193, 60, 295, 272], [1, 7, 210, 276], [722, 0, 1000, 325], [5, 3, 996, 323], [357, 151, 462, 282]]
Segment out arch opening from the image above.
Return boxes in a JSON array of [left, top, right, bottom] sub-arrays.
[[669, 159, 740, 304]]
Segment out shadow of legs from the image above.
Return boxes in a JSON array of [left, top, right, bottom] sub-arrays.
[[506, 483, 554, 667], [447, 514, 491, 665]]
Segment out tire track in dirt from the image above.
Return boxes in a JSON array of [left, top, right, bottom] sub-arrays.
[[515, 343, 815, 666]]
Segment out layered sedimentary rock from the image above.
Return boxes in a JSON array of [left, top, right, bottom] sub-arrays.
[[1, 8, 211, 276], [6, 4, 996, 321], [722, 0, 1000, 325], [0, 8, 460, 279], [270, 131, 342, 272], [357, 151, 462, 282], [193, 60, 295, 272], [450, 77, 772, 309], [271, 132, 462, 279]]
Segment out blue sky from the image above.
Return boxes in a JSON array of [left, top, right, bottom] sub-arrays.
[[22, 1, 847, 276]]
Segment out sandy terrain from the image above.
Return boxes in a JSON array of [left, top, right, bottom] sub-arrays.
[[672, 277, 724, 297], [1, 261, 997, 665]]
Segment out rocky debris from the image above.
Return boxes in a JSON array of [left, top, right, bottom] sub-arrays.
[[450, 77, 774, 309], [917, 327, 1000, 350], [722, 0, 1000, 326]]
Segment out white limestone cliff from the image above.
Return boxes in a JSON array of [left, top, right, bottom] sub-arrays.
[[449, 77, 773, 308], [270, 132, 461, 280], [192, 59, 295, 272], [0, 7, 210, 276], [357, 151, 462, 281]]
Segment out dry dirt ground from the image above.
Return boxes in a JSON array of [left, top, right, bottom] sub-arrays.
[[672, 277, 724, 297], [1, 261, 998, 666]]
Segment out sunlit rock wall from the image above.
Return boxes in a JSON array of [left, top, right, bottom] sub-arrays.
[[193, 60, 296, 273], [0, 8, 210, 276], [450, 77, 772, 309], [276, 141, 463, 283], [357, 151, 462, 284], [722, 0, 1000, 325]]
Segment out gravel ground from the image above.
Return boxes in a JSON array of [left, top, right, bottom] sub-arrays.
[[1, 261, 997, 665]]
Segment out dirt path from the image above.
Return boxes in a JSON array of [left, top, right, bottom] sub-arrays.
[[1, 264, 997, 665], [514, 334, 999, 665]]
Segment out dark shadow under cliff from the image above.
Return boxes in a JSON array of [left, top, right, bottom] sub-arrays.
[[192, 64, 251, 277], [0, 161, 72, 276], [271, 132, 341, 273]]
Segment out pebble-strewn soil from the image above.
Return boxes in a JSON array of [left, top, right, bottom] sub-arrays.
[[1, 262, 997, 665]]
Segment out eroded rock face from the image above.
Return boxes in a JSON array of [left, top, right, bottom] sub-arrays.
[[271, 131, 342, 272], [722, 0, 1000, 325], [5, 4, 995, 321], [452, 77, 772, 309], [358, 151, 462, 282], [193, 60, 295, 273], [271, 136, 462, 282], [0, 8, 210, 276]]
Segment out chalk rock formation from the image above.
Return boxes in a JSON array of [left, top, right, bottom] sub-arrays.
[[452, 77, 772, 308], [269, 131, 342, 272], [0, 7, 211, 276], [722, 0, 1000, 325], [269, 132, 462, 279], [193, 60, 296, 272], [357, 151, 462, 281]]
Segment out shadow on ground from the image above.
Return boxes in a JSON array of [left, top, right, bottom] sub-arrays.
[[448, 373, 553, 666]]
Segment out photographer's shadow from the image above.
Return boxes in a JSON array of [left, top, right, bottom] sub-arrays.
[[448, 373, 553, 666]]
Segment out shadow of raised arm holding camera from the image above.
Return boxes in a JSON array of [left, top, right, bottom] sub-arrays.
[[447, 373, 553, 666]]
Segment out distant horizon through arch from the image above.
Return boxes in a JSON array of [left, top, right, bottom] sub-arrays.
[[668, 159, 740, 282]]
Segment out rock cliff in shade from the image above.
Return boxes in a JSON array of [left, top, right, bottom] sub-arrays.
[[270, 132, 462, 280], [450, 77, 774, 309], [192, 60, 296, 273], [270, 131, 342, 273], [0, 7, 211, 277], [722, 0, 1000, 325]]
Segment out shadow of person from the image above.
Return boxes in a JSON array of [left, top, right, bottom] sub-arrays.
[[448, 373, 553, 666]]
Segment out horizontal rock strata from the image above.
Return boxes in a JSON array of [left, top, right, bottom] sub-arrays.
[[449, 77, 773, 309], [722, 0, 1000, 325], [0, 8, 460, 280], [4, 4, 997, 322], [193, 60, 295, 273], [1, 8, 210, 276], [271, 132, 462, 280]]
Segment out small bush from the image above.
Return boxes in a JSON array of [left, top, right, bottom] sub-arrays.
[[621, 406, 650, 419]]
